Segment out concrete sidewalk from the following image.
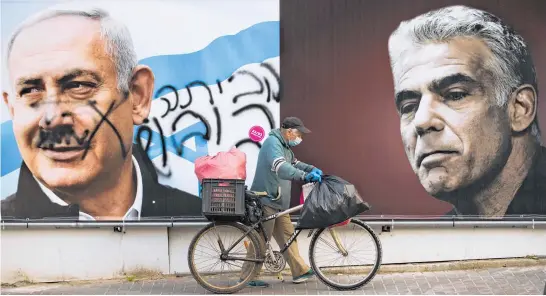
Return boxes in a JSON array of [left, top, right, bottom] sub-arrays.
[[2, 266, 545, 295]]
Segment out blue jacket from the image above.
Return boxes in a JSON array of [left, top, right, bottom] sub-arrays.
[[251, 128, 315, 210]]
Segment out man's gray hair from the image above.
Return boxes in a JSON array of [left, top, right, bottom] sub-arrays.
[[6, 6, 137, 95], [388, 5, 541, 142]]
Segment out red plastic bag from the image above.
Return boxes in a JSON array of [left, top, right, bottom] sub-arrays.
[[330, 219, 351, 228], [194, 147, 247, 182], [301, 183, 314, 204]]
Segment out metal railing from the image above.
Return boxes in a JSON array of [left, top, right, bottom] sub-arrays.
[[2, 216, 546, 230]]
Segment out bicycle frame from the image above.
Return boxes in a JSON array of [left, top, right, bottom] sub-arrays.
[[257, 204, 305, 254], [217, 204, 304, 262], [217, 203, 349, 263]]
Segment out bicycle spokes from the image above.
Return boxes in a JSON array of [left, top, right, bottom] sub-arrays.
[[328, 228, 349, 256], [189, 224, 262, 293], [311, 221, 381, 288]]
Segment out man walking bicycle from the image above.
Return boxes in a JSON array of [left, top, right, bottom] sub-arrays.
[[241, 117, 322, 287]]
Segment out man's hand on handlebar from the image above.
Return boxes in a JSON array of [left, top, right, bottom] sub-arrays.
[[305, 171, 322, 183], [311, 167, 323, 176]]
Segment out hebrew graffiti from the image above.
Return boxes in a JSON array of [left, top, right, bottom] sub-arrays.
[[134, 60, 281, 182]]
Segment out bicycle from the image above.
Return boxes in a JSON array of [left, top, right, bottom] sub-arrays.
[[188, 188, 382, 294]]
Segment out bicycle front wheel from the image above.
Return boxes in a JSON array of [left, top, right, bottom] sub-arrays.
[[188, 221, 264, 294], [309, 219, 382, 290]]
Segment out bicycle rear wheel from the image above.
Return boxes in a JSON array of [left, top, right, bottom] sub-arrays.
[[309, 219, 382, 290], [188, 221, 264, 294]]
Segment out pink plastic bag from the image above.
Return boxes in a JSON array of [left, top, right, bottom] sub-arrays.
[[300, 183, 314, 204], [194, 147, 247, 182]]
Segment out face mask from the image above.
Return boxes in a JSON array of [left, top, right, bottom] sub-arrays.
[[289, 137, 302, 147]]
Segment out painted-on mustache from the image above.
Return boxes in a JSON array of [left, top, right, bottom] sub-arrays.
[[36, 125, 90, 149]]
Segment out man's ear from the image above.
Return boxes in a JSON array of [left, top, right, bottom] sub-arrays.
[[3, 91, 14, 118], [129, 65, 154, 125], [508, 84, 537, 133]]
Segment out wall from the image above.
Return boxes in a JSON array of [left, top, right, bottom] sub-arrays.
[[1, 228, 170, 283], [2, 225, 546, 284]]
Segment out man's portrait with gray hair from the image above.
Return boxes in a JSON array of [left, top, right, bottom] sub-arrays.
[[388, 5, 546, 217], [1, 5, 202, 220]]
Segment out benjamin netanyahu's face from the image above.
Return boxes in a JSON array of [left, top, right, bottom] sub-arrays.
[[6, 16, 135, 190]]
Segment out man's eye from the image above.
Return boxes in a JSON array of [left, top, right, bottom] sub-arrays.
[[66, 82, 93, 90], [400, 102, 417, 114], [19, 87, 43, 96], [445, 91, 468, 101], [65, 82, 95, 95]]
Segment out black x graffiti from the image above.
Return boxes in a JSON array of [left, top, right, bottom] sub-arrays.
[[82, 100, 127, 160]]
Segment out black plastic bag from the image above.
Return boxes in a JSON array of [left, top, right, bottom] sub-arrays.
[[296, 175, 371, 229]]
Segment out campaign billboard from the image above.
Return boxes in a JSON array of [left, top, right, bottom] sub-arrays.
[[282, 0, 546, 219], [1, 0, 545, 221], [1, 0, 280, 220]]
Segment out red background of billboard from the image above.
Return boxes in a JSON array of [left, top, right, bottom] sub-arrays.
[[281, 0, 546, 216]]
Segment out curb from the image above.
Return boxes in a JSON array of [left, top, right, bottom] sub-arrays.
[[257, 257, 546, 277], [3, 257, 545, 288], [375, 257, 546, 274]]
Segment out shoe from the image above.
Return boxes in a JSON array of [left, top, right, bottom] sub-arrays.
[[238, 279, 270, 288], [293, 269, 315, 284]]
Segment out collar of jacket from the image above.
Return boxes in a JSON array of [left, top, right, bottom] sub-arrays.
[[270, 128, 291, 149]]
